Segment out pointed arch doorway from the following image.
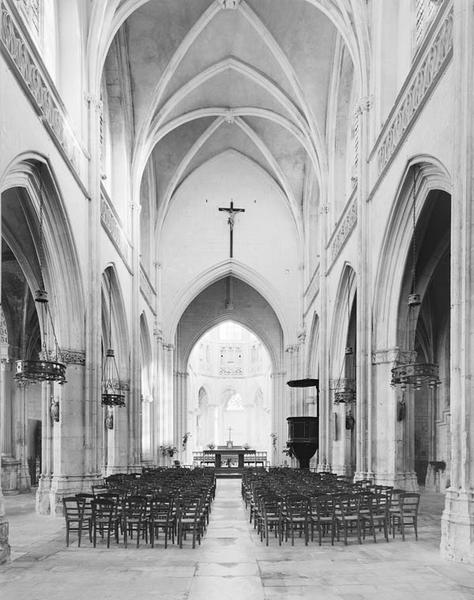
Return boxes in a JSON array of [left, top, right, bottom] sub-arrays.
[[187, 321, 272, 458]]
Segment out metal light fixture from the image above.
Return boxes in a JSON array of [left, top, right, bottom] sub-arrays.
[[15, 178, 66, 385], [101, 275, 125, 407], [334, 297, 356, 404], [391, 168, 441, 392]]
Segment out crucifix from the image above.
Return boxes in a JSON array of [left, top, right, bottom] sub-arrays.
[[218, 200, 245, 258]]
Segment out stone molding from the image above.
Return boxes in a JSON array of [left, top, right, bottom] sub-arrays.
[[15, 0, 39, 36], [100, 186, 133, 273], [0, 0, 87, 187], [327, 191, 357, 269], [373, 3, 453, 178], [140, 265, 156, 315], [59, 349, 86, 366]]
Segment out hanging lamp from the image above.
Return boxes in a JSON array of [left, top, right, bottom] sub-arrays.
[[390, 167, 441, 392], [101, 275, 125, 407], [15, 177, 66, 385]]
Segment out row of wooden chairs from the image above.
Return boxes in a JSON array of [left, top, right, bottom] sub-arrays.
[[243, 470, 420, 546], [63, 468, 216, 549]]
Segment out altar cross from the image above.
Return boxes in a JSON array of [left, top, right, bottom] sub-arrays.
[[218, 200, 245, 258], [227, 426, 233, 441]]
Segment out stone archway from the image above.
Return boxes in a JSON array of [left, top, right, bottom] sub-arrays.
[[372, 158, 451, 489], [171, 276, 285, 465]]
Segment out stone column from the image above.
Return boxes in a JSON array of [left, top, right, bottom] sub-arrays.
[[0, 354, 12, 456], [271, 371, 286, 466], [129, 200, 141, 472], [49, 357, 91, 515], [355, 96, 372, 482], [174, 370, 188, 463], [153, 327, 164, 465], [441, 0, 474, 563], [163, 343, 175, 451], [36, 382, 52, 514], [0, 357, 10, 563], [371, 349, 417, 489], [15, 384, 30, 492], [318, 185, 330, 472]]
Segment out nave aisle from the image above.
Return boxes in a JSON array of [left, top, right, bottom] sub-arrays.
[[1, 480, 473, 600]]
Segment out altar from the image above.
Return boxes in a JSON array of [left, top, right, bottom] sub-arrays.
[[203, 447, 256, 468]]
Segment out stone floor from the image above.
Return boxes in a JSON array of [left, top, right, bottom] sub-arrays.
[[1, 480, 474, 600]]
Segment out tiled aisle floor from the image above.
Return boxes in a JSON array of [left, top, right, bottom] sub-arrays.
[[1, 480, 474, 600]]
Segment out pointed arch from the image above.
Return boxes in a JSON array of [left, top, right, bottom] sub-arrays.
[[165, 260, 289, 344], [0, 153, 85, 348], [372, 156, 452, 349]]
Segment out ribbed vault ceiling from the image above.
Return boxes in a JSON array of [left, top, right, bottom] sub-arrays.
[[102, 0, 357, 242]]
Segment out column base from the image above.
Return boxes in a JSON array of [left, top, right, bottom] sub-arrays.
[[0, 519, 10, 564], [37, 474, 104, 516], [354, 471, 375, 482], [373, 471, 419, 490], [441, 488, 474, 564], [36, 475, 52, 515], [316, 461, 331, 472], [332, 464, 354, 477]]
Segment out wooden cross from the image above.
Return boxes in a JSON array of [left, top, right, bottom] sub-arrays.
[[218, 200, 245, 258]]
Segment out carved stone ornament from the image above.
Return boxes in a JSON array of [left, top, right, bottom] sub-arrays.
[[100, 189, 133, 272], [0, 1, 84, 180], [59, 349, 86, 365], [50, 397, 60, 422], [105, 409, 114, 430], [377, 6, 453, 175], [140, 266, 156, 315], [329, 196, 357, 264]]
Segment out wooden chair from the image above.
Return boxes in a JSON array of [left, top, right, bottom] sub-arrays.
[[280, 495, 310, 546], [122, 495, 148, 548], [75, 493, 94, 545], [91, 498, 120, 548], [63, 497, 89, 547], [177, 497, 203, 549], [334, 493, 363, 545], [149, 497, 174, 548], [259, 495, 282, 546], [309, 494, 335, 545], [391, 492, 420, 540]]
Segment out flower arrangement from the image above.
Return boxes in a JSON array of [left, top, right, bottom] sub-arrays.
[[182, 432, 191, 448], [160, 443, 178, 457], [282, 443, 295, 458]]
